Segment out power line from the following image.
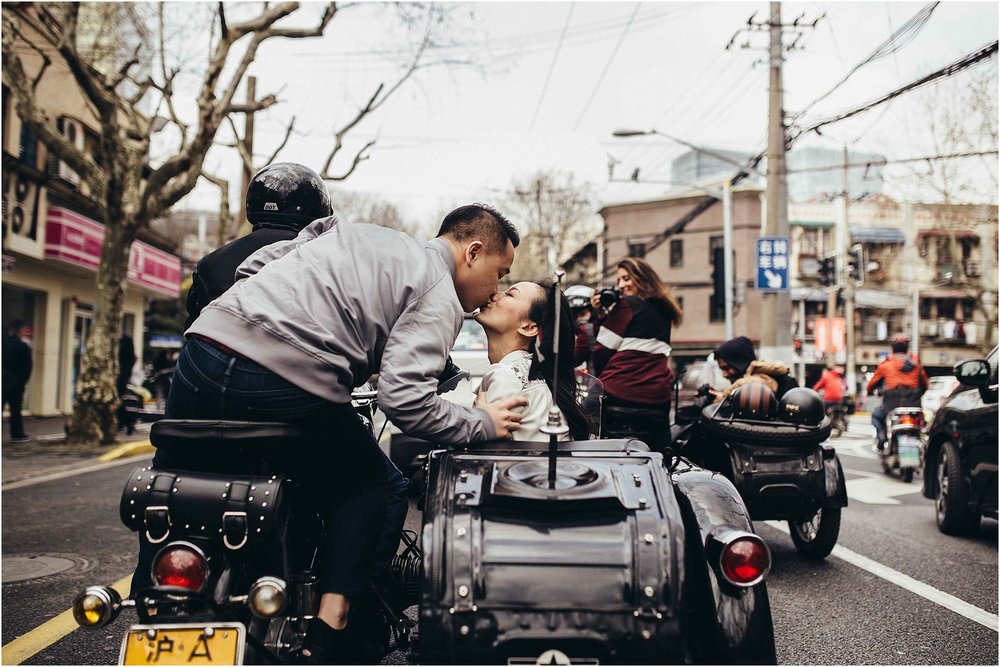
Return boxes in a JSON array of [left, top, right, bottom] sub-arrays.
[[573, 3, 641, 132], [794, 41, 999, 140], [529, 3, 575, 132], [793, 2, 939, 119]]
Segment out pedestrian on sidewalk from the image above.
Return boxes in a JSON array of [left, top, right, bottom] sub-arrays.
[[3, 320, 33, 442]]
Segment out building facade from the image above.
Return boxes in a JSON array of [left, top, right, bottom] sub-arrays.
[[2, 4, 181, 417]]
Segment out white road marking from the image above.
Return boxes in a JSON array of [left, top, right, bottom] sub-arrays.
[[763, 521, 999, 632], [1, 453, 151, 491], [840, 466, 924, 505]]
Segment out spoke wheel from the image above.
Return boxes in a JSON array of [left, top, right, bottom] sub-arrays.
[[788, 507, 841, 560]]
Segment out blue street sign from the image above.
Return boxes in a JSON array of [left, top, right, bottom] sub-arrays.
[[755, 236, 789, 292]]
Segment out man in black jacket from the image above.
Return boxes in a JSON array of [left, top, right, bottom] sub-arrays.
[[2, 320, 33, 442], [714, 335, 799, 400], [184, 162, 332, 328]]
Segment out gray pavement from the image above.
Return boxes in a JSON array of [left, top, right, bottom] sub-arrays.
[[2, 415, 152, 486]]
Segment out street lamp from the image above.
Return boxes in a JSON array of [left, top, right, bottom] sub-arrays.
[[612, 127, 753, 340]]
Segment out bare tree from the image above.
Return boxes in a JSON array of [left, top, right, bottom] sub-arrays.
[[3, 2, 339, 444], [504, 170, 599, 282], [899, 71, 999, 354], [332, 190, 420, 237]]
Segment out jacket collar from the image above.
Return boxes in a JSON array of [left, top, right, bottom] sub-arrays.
[[427, 238, 455, 278]]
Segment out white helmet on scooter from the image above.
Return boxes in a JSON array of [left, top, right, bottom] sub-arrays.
[[565, 285, 595, 310]]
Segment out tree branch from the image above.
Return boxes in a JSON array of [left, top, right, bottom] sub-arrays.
[[54, 3, 116, 119], [226, 116, 254, 173], [226, 95, 278, 114], [218, 2, 229, 39], [270, 2, 337, 38], [266, 116, 297, 164], [201, 170, 234, 245], [324, 140, 375, 181]]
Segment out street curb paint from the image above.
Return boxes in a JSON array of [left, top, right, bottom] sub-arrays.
[[1, 575, 132, 664], [97, 441, 154, 462]]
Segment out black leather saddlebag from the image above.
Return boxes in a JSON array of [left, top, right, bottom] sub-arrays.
[[120, 465, 292, 551], [417, 441, 688, 665]]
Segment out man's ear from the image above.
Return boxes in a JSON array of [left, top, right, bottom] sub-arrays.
[[464, 240, 484, 266]]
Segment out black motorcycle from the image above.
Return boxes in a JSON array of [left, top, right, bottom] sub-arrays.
[[674, 386, 848, 560]]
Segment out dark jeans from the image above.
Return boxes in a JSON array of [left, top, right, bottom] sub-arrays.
[[132, 336, 407, 597], [871, 404, 887, 444], [3, 381, 27, 438], [602, 394, 671, 453]]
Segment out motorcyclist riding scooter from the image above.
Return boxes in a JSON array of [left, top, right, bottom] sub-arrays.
[[867, 334, 928, 450]]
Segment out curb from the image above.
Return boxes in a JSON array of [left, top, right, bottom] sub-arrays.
[[97, 440, 154, 462]]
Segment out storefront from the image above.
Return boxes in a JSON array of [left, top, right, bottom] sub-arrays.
[[2, 206, 180, 417]]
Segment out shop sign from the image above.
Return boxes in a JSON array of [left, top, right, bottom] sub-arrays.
[[44, 207, 181, 298]]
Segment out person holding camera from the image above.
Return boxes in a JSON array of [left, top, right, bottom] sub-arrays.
[[590, 257, 683, 451]]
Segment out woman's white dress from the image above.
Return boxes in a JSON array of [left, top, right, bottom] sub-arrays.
[[476, 350, 569, 442]]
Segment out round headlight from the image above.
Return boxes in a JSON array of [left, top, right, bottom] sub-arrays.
[[73, 586, 121, 629], [248, 576, 286, 618]]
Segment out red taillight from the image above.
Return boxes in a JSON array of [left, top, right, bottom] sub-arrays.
[[899, 415, 917, 426], [152, 542, 209, 590], [720, 536, 770, 587]]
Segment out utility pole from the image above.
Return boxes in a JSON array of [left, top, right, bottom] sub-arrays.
[[726, 3, 823, 362], [759, 2, 792, 363], [843, 145, 858, 394], [237, 76, 257, 237]]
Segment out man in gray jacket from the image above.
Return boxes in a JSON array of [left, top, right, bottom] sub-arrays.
[[159, 203, 525, 662]]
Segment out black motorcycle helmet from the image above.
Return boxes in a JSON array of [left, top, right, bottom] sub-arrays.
[[777, 387, 826, 426], [731, 383, 778, 420], [246, 162, 332, 231]]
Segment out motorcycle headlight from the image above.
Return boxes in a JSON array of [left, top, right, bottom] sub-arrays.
[[248, 576, 286, 618], [73, 586, 122, 629]]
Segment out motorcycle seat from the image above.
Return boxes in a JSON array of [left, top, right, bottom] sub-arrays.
[[150, 419, 317, 453]]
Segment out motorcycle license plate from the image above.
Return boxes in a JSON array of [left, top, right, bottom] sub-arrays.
[[897, 436, 921, 467], [120, 623, 245, 665]]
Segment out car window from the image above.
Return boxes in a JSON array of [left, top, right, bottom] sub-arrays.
[[988, 348, 998, 385], [453, 318, 487, 352]]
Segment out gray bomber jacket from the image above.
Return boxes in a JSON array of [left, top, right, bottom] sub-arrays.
[[186, 215, 496, 444]]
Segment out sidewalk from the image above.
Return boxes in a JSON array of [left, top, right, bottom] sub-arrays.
[[2, 415, 153, 486]]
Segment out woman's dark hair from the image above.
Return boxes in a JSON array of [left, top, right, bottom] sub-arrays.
[[526, 282, 591, 440], [618, 257, 683, 325]]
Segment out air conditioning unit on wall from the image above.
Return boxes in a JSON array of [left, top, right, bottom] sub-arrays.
[[46, 117, 84, 186], [6, 174, 39, 241]]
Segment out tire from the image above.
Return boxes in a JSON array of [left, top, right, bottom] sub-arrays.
[[936, 441, 981, 536], [700, 413, 832, 448], [902, 468, 914, 484], [788, 507, 841, 560]]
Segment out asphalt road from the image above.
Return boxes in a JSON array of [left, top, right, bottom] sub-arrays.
[[2, 416, 996, 665]]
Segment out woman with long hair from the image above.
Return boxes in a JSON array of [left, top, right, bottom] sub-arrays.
[[475, 281, 590, 441], [589, 257, 682, 451]]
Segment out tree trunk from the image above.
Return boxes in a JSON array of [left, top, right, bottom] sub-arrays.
[[65, 214, 137, 445]]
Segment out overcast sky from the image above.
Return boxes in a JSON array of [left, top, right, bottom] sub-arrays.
[[171, 1, 999, 235]]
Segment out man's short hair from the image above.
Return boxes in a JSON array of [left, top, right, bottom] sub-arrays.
[[9, 319, 25, 332], [436, 203, 520, 255]]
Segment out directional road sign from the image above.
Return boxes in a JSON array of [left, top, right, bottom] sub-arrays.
[[755, 236, 789, 292]]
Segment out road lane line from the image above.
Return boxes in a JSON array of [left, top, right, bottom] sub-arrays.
[[1, 574, 132, 664], [2, 453, 151, 491], [763, 521, 999, 632]]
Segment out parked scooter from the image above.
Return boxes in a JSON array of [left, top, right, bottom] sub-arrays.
[[879, 407, 926, 483]]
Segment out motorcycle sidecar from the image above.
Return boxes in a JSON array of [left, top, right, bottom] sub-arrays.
[[415, 438, 777, 665]]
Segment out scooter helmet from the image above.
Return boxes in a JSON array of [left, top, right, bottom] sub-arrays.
[[246, 162, 332, 231], [777, 388, 825, 426], [890, 333, 910, 353], [565, 285, 595, 310], [731, 383, 778, 420]]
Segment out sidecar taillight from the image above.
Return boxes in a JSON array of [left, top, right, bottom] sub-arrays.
[[719, 535, 770, 587], [152, 542, 209, 591]]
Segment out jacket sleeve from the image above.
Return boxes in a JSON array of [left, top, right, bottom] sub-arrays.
[[235, 215, 340, 281], [866, 363, 885, 393], [593, 299, 633, 376], [377, 280, 496, 444], [479, 365, 524, 406], [184, 270, 209, 331], [573, 325, 590, 367]]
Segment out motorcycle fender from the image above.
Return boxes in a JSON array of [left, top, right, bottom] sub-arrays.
[[672, 465, 775, 663], [822, 448, 848, 508]]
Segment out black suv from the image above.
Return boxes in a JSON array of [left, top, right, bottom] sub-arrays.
[[922, 347, 998, 535]]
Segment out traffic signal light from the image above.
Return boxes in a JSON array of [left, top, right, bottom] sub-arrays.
[[711, 246, 725, 309], [818, 254, 837, 287], [847, 243, 865, 286]]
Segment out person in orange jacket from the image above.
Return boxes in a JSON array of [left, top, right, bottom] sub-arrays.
[[866, 334, 928, 446], [813, 364, 845, 406]]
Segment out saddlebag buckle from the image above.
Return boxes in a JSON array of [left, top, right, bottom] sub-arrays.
[[144, 506, 172, 544], [223, 511, 249, 550]]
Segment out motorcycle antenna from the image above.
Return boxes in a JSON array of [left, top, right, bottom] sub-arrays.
[[540, 271, 570, 488]]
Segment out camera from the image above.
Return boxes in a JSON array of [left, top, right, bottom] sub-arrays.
[[598, 287, 620, 308]]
